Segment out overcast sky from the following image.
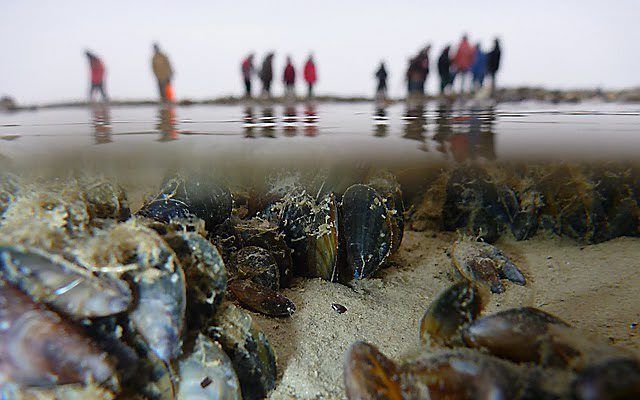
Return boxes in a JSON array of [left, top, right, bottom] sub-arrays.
[[1, 0, 638, 104]]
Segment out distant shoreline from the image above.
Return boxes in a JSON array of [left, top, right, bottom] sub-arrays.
[[3, 87, 640, 111]]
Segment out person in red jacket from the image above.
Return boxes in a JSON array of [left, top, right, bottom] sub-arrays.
[[452, 34, 475, 94], [85, 50, 108, 102], [283, 56, 296, 98], [303, 55, 317, 98]]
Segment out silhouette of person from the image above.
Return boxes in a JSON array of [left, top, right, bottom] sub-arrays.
[[259, 52, 274, 98], [151, 43, 174, 103], [283, 56, 296, 98], [487, 38, 502, 96], [375, 62, 388, 99], [241, 53, 255, 98], [471, 43, 487, 91], [402, 102, 426, 142], [303, 55, 317, 98], [437, 46, 452, 95], [453, 34, 475, 94], [85, 51, 108, 103]]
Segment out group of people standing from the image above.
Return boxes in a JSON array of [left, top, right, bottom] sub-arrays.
[[241, 53, 318, 99], [438, 35, 501, 95], [375, 34, 502, 99]]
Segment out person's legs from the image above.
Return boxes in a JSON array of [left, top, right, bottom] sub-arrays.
[[307, 83, 313, 98], [244, 79, 251, 97], [157, 80, 167, 102], [490, 72, 497, 96], [98, 83, 108, 102]]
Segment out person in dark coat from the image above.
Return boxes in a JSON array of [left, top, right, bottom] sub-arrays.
[[487, 38, 502, 96], [375, 62, 388, 97], [437, 45, 452, 95], [259, 52, 274, 98], [241, 53, 255, 98], [283, 56, 296, 97]]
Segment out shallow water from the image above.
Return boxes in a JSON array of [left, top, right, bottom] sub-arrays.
[[1, 101, 639, 168]]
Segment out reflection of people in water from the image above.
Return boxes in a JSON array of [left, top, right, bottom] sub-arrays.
[[156, 105, 178, 141], [282, 102, 298, 137], [372, 107, 388, 137], [243, 106, 256, 138], [91, 103, 112, 144], [438, 106, 496, 162], [402, 102, 427, 142], [303, 102, 318, 137], [261, 107, 276, 138]]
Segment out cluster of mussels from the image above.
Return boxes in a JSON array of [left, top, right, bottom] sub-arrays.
[[0, 169, 404, 400], [344, 239, 640, 400], [412, 163, 640, 244]]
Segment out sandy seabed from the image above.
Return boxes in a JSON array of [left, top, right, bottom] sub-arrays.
[[249, 230, 640, 399]]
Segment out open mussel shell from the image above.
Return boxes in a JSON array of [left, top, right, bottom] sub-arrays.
[[451, 240, 525, 294], [210, 303, 277, 400], [177, 334, 241, 400], [0, 281, 118, 389], [343, 341, 403, 400], [340, 184, 393, 280], [0, 246, 132, 318], [233, 218, 294, 288], [305, 193, 340, 282], [228, 279, 296, 317], [139, 174, 233, 231], [461, 307, 570, 364], [230, 246, 279, 291], [420, 281, 487, 347]]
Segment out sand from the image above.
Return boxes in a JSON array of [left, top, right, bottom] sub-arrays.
[[247, 230, 640, 400]]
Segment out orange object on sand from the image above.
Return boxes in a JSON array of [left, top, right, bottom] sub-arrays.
[[165, 83, 175, 102]]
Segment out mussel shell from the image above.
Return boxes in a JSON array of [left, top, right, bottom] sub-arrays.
[[164, 232, 227, 331], [263, 192, 314, 277], [420, 281, 487, 347], [571, 358, 640, 400], [167, 175, 233, 230], [461, 307, 570, 364], [228, 279, 296, 317], [0, 246, 132, 318], [340, 184, 393, 280], [234, 218, 293, 288], [367, 172, 405, 254], [451, 240, 504, 293], [137, 197, 195, 225], [83, 180, 131, 221], [305, 193, 340, 281], [0, 281, 117, 389], [230, 246, 279, 291], [210, 303, 277, 400], [399, 350, 525, 400], [343, 341, 403, 400], [177, 334, 241, 400], [129, 253, 186, 363]]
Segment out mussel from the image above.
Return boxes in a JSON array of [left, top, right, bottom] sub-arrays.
[[340, 184, 393, 280]]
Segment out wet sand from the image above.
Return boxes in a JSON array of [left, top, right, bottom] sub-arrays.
[[250, 230, 640, 399]]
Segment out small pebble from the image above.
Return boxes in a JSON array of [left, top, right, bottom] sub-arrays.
[[630, 322, 638, 330], [546, 255, 553, 260], [200, 376, 212, 388], [332, 303, 347, 314]]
